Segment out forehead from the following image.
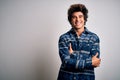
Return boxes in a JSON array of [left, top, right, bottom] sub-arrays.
[[72, 12, 83, 16]]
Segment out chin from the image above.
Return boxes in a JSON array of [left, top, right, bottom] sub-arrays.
[[74, 26, 83, 29]]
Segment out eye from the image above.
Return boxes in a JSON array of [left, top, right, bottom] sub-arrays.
[[79, 15, 83, 18], [72, 16, 77, 19]]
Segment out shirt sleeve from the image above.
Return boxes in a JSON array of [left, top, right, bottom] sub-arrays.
[[59, 35, 94, 70], [90, 35, 100, 58]]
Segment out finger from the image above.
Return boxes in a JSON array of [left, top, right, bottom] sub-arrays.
[[95, 52, 98, 57], [98, 62, 101, 67], [69, 43, 72, 50], [69, 43, 73, 54]]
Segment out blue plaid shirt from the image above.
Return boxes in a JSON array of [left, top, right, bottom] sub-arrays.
[[57, 27, 100, 80]]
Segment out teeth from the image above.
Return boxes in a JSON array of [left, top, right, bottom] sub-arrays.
[[76, 22, 81, 25]]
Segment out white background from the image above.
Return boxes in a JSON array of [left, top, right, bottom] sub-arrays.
[[0, 0, 120, 80]]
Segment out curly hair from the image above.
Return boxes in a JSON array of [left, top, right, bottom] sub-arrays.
[[68, 4, 88, 25]]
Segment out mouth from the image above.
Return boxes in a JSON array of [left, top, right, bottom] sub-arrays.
[[75, 21, 82, 26]]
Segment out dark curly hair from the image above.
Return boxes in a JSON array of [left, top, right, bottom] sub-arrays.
[[68, 4, 88, 25]]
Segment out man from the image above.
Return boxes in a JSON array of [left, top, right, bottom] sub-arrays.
[[57, 4, 101, 80]]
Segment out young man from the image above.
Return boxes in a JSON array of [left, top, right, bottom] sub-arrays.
[[57, 4, 101, 80]]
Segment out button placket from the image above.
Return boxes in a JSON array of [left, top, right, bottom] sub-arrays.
[[73, 76, 76, 80]]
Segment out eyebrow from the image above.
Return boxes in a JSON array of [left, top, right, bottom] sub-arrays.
[[72, 14, 84, 17]]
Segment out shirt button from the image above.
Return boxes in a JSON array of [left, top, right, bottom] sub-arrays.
[[73, 77, 76, 80]]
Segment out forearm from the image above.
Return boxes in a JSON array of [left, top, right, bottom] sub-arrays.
[[60, 50, 93, 70]]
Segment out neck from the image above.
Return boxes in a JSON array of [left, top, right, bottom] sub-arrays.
[[74, 26, 85, 36]]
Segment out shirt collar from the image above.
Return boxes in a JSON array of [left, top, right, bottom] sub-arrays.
[[70, 27, 90, 35]]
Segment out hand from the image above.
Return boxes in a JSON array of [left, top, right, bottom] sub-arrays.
[[69, 43, 73, 54], [92, 53, 101, 67]]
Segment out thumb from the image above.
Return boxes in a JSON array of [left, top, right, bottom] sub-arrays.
[[69, 43, 72, 50], [95, 52, 98, 57]]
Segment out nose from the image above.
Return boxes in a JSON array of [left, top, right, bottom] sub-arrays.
[[76, 17, 80, 21]]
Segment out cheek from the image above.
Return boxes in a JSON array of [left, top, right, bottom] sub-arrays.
[[71, 19, 75, 24], [82, 18, 85, 22]]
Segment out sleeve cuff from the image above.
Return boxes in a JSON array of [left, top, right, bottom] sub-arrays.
[[76, 60, 85, 70], [85, 57, 93, 68]]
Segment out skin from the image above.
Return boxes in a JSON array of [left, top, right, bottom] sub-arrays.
[[71, 12, 85, 36], [69, 12, 101, 67]]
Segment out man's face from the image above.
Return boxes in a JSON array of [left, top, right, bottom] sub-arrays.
[[71, 12, 85, 30]]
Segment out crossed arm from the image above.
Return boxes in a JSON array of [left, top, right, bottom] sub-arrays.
[[69, 43, 101, 67], [59, 37, 101, 70]]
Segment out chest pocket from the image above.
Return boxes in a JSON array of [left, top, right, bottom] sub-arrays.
[[80, 39, 91, 59], [81, 42, 90, 52]]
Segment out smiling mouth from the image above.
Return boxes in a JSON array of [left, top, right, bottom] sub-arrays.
[[76, 22, 82, 25]]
